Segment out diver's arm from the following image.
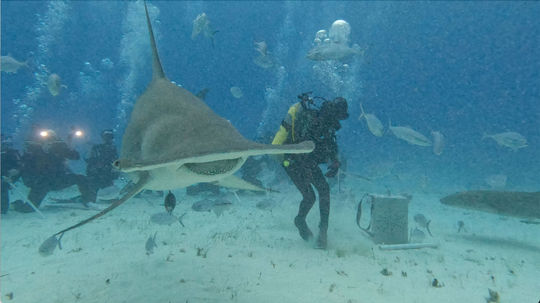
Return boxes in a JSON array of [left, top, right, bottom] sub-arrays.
[[324, 132, 340, 177]]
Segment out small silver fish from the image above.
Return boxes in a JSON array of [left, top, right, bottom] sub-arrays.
[[145, 232, 157, 255], [39, 234, 64, 257], [212, 199, 232, 217], [389, 120, 432, 146], [255, 198, 275, 210], [483, 132, 527, 151], [230, 86, 243, 99], [253, 54, 274, 69], [413, 213, 432, 236], [431, 131, 445, 155], [254, 41, 268, 56], [409, 228, 426, 243], [191, 13, 218, 46], [192, 198, 214, 212], [47, 73, 66, 96], [358, 103, 384, 137], [1, 55, 29, 73]]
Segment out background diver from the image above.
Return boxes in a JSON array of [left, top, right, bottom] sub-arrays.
[[16, 129, 94, 212]]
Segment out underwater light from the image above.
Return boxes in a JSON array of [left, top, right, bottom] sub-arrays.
[[74, 130, 84, 137], [39, 130, 49, 138]]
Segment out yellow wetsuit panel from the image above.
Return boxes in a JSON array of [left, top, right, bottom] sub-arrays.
[[272, 103, 301, 145], [272, 125, 288, 145]]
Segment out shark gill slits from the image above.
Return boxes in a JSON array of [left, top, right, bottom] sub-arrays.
[[185, 158, 240, 175]]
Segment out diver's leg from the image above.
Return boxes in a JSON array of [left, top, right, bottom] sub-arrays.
[[72, 174, 95, 204], [26, 186, 48, 209], [53, 173, 95, 204], [312, 167, 330, 249], [286, 165, 315, 241]]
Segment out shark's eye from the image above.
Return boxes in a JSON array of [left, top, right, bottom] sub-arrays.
[[185, 158, 241, 175]]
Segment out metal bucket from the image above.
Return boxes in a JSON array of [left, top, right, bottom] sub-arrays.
[[356, 194, 411, 245]]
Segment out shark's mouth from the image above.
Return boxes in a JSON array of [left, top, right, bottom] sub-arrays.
[[184, 158, 242, 176]]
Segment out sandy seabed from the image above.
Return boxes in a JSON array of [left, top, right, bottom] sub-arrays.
[[1, 178, 539, 303]]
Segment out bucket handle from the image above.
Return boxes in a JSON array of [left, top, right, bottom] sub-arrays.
[[356, 193, 374, 237]]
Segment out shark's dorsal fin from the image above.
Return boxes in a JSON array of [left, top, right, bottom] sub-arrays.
[[144, 1, 165, 80]]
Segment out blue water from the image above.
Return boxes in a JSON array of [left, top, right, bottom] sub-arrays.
[[0, 0, 538, 192], [3, 1, 538, 191]]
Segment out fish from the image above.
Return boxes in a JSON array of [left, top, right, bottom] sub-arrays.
[[164, 190, 176, 214], [255, 198, 276, 210], [254, 41, 268, 56], [97, 185, 122, 201], [483, 132, 527, 151], [195, 88, 210, 100], [192, 198, 215, 212], [306, 42, 362, 61], [1, 55, 29, 73], [150, 212, 181, 226], [358, 103, 383, 137], [191, 13, 218, 47], [191, 198, 232, 216], [230, 86, 243, 99], [47, 73, 67, 96], [145, 232, 157, 255], [484, 174, 507, 189], [41, 2, 313, 250], [253, 54, 274, 69], [388, 120, 432, 146], [409, 228, 426, 243], [38, 234, 64, 257], [211, 198, 232, 217], [440, 190, 540, 219], [413, 213, 432, 236], [431, 131, 444, 155]]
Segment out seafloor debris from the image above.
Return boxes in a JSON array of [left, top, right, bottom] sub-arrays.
[[5, 292, 13, 300], [485, 288, 500, 303], [431, 278, 443, 288]]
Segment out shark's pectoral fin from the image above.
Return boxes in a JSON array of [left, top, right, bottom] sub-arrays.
[[214, 175, 266, 192]]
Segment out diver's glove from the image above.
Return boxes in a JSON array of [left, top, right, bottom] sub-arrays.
[[325, 160, 340, 178]]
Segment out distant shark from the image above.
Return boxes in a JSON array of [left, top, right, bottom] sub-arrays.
[[440, 190, 540, 219], [41, 1, 314, 252]]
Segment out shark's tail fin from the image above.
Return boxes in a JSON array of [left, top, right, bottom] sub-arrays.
[[50, 172, 149, 239]]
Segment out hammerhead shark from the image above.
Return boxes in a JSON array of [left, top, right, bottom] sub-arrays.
[[39, 2, 314, 254]]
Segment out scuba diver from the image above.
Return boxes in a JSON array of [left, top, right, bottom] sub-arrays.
[[16, 129, 93, 212], [1, 134, 22, 214], [272, 92, 349, 249], [86, 129, 119, 200]]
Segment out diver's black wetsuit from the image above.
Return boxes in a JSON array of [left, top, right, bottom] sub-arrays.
[[20, 140, 93, 211], [86, 141, 119, 200], [1, 142, 21, 214], [279, 98, 347, 248]]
